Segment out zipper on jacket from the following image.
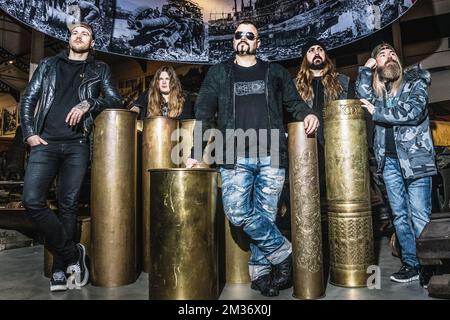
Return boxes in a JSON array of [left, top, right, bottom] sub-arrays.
[[79, 76, 100, 102], [265, 62, 271, 129], [265, 62, 271, 165], [78, 67, 100, 137], [231, 65, 237, 168]]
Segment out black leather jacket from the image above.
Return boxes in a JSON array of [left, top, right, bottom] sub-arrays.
[[193, 59, 317, 169], [20, 51, 122, 142]]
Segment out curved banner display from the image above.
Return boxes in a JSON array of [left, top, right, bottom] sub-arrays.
[[0, 0, 416, 64]]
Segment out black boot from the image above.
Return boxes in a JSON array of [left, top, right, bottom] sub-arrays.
[[272, 254, 292, 290], [251, 274, 279, 297]]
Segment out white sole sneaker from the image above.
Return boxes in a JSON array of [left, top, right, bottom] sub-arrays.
[[66, 243, 89, 288], [390, 274, 420, 283], [50, 284, 67, 292], [77, 243, 89, 287]]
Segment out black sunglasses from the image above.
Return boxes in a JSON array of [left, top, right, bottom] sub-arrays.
[[234, 31, 257, 41]]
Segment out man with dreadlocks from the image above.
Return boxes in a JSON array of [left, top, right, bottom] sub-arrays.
[[294, 38, 355, 200]]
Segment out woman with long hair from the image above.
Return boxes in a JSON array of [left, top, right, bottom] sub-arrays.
[[130, 65, 194, 120]]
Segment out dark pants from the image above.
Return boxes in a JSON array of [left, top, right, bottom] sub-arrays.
[[22, 140, 89, 272]]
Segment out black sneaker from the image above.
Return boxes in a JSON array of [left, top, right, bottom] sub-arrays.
[[251, 274, 279, 297], [66, 243, 89, 288], [50, 270, 67, 292], [390, 264, 419, 283]]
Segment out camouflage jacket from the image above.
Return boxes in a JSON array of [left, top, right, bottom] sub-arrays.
[[356, 64, 437, 179]]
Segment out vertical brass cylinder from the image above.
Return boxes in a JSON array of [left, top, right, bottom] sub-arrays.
[[44, 216, 91, 278], [225, 218, 251, 284], [287, 121, 325, 299], [149, 168, 218, 300], [91, 109, 137, 287], [142, 116, 178, 273], [323, 99, 374, 287], [179, 119, 196, 166], [179, 119, 215, 167]]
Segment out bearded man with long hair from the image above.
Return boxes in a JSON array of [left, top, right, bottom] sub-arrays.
[[357, 43, 436, 285], [295, 38, 354, 199]]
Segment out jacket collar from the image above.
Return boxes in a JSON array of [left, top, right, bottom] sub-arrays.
[[56, 49, 95, 64], [224, 57, 269, 69]]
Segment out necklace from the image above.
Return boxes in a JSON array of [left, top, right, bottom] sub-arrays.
[[160, 101, 169, 117]]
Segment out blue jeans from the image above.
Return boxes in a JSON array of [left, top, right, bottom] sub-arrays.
[[22, 140, 90, 271], [383, 157, 432, 269], [220, 157, 291, 280]]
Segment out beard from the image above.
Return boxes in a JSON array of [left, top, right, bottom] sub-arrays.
[[379, 61, 401, 81], [70, 42, 91, 54], [309, 56, 324, 70], [310, 62, 324, 70], [234, 41, 256, 55]]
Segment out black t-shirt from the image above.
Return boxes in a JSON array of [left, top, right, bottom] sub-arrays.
[[233, 61, 270, 157], [384, 126, 397, 158], [384, 96, 398, 158], [41, 58, 85, 141], [312, 77, 325, 146]]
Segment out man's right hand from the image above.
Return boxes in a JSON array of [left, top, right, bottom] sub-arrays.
[[185, 158, 200, 168], [26, 135, 48, 146], [365, 58, 377, 70]]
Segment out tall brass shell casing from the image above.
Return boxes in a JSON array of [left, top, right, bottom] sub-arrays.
[[179, 119, 196, 166], [287, 122, 324, 299], [323, 99, 374, 287], [225, 219, 251, 284], [91, 109, 137, 287], [179, 119, 215, 167], [149, 168, 218, 300], [179, 120, 250, 283], [142, 116, 178, 273]]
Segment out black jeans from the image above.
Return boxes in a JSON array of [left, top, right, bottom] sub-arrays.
[[22, 140, 89, 272]]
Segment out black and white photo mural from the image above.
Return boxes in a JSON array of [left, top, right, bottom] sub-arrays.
[[0, 0, 417, 63], [0, 0, 115, 51]]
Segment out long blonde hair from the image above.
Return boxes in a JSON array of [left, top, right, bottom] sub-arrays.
[[372, 62, 403, 98], [147, 65, 185, 118], [295, 55, 343, 102]]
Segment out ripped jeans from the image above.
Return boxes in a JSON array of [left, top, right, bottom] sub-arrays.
[[220, 156, 292, 280]]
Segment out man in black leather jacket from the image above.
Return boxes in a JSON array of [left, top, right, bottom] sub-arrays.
[[20, 22, 121, 292]]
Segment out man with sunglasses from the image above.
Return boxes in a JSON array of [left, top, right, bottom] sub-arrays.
[[20, 22, 121, 292], [187, 21, 319, 297]]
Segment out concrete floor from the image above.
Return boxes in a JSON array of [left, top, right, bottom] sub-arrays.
[[0, 237, 435, 300]]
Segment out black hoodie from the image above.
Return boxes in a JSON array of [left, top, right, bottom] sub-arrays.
[[41, 51, 94, 142]]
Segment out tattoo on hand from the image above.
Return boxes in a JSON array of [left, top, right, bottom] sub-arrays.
[[75, 100, 91, 112]]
